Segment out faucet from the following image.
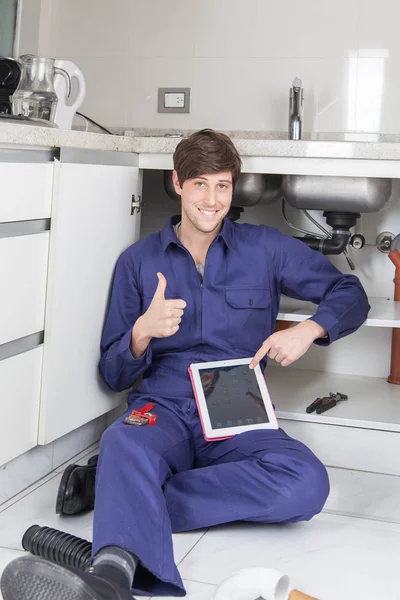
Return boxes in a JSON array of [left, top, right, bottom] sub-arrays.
[[289, 77, 303, 140]]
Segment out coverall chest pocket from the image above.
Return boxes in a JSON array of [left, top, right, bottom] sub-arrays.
[[225, 288, 271, 351]]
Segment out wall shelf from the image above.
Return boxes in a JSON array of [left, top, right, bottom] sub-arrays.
[[267, 366, 400, 432], [278, 296, 400, 328]]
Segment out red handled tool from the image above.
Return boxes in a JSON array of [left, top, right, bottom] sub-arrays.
[[316, 392, 348, 414], [306, 392, 348, 415], [306, 397, 324, 414], [124, 403, 157, 426]]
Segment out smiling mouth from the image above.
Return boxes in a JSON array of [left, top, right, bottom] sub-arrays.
[[198, 209, 218, 217]]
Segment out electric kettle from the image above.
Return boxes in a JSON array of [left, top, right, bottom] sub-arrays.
[[53, 60, 86, 129]]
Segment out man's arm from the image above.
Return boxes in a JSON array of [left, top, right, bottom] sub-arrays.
[[276, 233, 370, 344], [250, 231, 370, 368], [99, 260, 186, 391], [99, 252, 152, 392]]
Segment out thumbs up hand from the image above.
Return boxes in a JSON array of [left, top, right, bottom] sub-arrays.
[[142, 272, 186, 339], [130, 272, 186, 358]]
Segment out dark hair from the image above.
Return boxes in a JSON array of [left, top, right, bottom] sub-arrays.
[[173, 128, 242, 189]]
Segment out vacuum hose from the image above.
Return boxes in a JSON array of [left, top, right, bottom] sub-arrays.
[[22, 525, 92, 570]]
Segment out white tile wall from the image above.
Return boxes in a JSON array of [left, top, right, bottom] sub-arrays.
[[191, 0, 359, 59], [20, 0, 400, 134]]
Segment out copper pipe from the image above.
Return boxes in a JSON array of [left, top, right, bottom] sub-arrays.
[[274, 319, 294, 333], [388, 249, 400, 384], [289, 590, 319, 600]]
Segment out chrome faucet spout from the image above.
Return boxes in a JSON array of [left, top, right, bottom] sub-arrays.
[[289, 77, 303, 140]]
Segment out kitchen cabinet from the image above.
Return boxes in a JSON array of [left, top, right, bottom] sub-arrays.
[[38, 151, 142, 444], [0, 150, 53, 466]]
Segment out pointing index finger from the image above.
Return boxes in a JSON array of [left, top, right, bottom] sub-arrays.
[[249, 338, 272, 369]]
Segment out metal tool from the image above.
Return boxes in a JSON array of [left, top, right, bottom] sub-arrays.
[[124, 403, 157, 426], [316, 392, 348, 414], [306, 392, 348, 415]]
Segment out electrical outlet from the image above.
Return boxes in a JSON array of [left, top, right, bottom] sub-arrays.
[[165, 92, 185, 108], [158, 88, 190, 113]]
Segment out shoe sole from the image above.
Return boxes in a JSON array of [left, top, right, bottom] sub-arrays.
[[1, 556, 100, 600], [56, 464, 77, 515]]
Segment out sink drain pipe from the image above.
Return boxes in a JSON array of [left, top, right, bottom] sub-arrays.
[[388, 235, 400, 384], [295, 211, 359, 255]]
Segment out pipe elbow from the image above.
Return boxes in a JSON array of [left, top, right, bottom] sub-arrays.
[[295, 232, 349, 255], [389, 249, 400, 270], [320, 233, 349, 255]]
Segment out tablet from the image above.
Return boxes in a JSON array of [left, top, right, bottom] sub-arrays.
[[188, 358, 278, 441]]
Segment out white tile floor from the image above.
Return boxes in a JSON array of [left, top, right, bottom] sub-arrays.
[[1, 446, 400, 600]]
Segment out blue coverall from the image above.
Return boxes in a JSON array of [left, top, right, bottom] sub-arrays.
[[94, 216, 370, 596]]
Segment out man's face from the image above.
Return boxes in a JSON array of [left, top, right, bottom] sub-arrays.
[[172, 170, 233, 234]]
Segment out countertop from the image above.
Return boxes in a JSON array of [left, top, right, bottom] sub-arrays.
[[2, 123, 400, 160], [3, 124, 400, 177]]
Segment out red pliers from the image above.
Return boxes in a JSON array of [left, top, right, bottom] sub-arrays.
[[306, 392, 348, 414], [124, 403, 157, 426]]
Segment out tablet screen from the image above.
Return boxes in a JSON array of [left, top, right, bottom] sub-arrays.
[[199, 364, 269, 430]]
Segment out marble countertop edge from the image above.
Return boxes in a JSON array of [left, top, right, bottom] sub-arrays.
[[2, 123, 400, 161]]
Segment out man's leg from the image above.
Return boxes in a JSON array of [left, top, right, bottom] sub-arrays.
[[1, 402, 195, 600], [164, 426, 329, 532], [92, 402, 194, 596]]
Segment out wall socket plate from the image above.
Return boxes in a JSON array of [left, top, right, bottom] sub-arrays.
[[158, 87, 191, 113]]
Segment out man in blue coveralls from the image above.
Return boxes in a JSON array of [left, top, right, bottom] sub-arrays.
[[1, 129, 370, 600]]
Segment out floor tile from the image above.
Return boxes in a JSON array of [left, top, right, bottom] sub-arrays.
[[151, 579, 216, 600], [173, 530, 207, 566], [0, 548, 27, 600], [0, 474, 93, 551], [178, 513, 400, 600]]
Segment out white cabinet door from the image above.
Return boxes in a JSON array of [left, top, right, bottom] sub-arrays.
[[39, 159, 142, 444], [0, 233, 49, 345], [0, 347, 43, 465], [0, 162, 53, 222]]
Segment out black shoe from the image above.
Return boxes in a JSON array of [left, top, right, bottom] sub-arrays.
[[1, 555, 134, 600], [56, 455, 98, 516]]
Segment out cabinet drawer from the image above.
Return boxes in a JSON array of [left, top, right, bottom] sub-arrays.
[[0, 347, 42, 465], [0, 233, 49, 345], [0, 162, 53, 222]]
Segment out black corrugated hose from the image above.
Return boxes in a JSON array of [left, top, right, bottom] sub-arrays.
[[22, 525, 92, 570]]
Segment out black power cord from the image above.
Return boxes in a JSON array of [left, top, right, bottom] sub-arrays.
[[75, 112, 113, 135]]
